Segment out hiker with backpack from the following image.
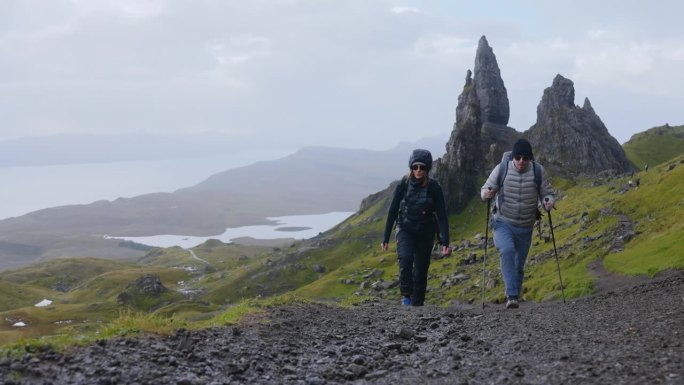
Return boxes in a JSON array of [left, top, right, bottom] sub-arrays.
[[381, 149, 450, 307], [481, 139, 555, 309]]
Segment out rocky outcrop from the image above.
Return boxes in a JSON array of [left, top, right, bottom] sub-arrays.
[[433, 71, 482, 213], [474, 36, 510, 126], [434, 36, 518, 213], [525, 74, 632, 177], [117, 274, 170, 310]]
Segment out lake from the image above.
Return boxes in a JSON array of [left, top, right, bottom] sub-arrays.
[[107, 211, 355, 248]]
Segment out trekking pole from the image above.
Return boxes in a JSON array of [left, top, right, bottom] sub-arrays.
[[545, 198, 566, 304], [482, 188, 491, 310]]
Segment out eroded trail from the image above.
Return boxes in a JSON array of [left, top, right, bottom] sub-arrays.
[[1, 271, 683, 385]]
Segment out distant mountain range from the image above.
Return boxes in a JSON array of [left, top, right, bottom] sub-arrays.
[[0, 136, 446, 271], [0, 133, 289, 167]]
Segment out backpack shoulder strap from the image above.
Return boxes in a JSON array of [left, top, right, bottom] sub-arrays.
[[497, 151, 512, 189], [428, 179, 441, 206], [401, 175, 409, 200], [532, 161, 542, 196], [496, 151, 512, 208]]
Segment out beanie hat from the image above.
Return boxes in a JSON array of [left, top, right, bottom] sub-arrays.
[[512, 139, 534, 160], [408, 149, 432, 170]]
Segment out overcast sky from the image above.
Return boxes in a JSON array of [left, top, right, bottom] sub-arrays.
[[2, 0, 683, 153]]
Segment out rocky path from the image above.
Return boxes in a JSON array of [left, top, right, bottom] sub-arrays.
[[1, 270, 683, 385], [189, 249, 212, 266], [586, 258, 649, 295]]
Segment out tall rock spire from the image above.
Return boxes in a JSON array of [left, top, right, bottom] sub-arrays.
[[433, 36, 518, 213], [526, 74, 632, 177], [474, 36, 510, 125]]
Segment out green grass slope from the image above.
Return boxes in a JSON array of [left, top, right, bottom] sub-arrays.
[[0, 280, 56, 312], [0, 260, 195, 345], [0, 257, 133, 291], [604, 154, 684, 274], [623, 124, 684, 170]]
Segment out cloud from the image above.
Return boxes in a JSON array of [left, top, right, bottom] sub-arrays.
[[411, 35, 474, 57], [587, 29, 609, 40], [69, 0, 167, 20], [570, 34, 684, 98], [206, 35, 271, 65], [574, 44, 654, 79], [1, 1, 684, 148], [391, 6, 422, 15], [192, 35, 272, 87]]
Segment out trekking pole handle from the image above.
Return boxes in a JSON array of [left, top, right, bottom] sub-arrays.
[[544, 197, 555, 211]]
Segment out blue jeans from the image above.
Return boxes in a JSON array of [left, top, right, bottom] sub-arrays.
[[396, 229, 434, 306], [492, 217, 533, 299]]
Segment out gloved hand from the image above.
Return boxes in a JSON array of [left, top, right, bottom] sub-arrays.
[[543, 198, 555, 211], [441, 245, 451, 257]]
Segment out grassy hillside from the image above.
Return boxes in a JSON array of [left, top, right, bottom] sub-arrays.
[[604, 154, 684, 275], [0, 262, 195, 345], [0, 280, 55, 312], [623, 124, 684, 170], [0, 242, 279, 345], [0, 257, 132, 290]]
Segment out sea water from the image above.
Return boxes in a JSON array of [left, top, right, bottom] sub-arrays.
[[107, 211, 355, 248]]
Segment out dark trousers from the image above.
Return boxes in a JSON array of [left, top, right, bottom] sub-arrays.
[[396, 229, 434, 306]]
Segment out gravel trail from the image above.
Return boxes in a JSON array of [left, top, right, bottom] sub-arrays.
[[1, 270, 682, 385]]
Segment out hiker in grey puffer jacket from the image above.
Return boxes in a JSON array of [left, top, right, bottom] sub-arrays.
[[481, 139, 554, 309]]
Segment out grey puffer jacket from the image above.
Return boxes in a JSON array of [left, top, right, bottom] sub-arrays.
[[481, 161, 554, 228]]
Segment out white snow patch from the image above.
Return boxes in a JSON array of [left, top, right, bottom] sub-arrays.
[[35, 299, 53, 307]]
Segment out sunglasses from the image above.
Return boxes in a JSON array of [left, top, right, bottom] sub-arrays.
[[411, 164, 427, 171], [514, 155, 531, 162]]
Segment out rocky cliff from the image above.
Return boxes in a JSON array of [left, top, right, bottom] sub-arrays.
[[433, 36, 519, 213], [526, 74, 633, 177]]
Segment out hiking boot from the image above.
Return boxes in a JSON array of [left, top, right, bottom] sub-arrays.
[[401, 296, 411, 306], [505, 298, 519, 309]]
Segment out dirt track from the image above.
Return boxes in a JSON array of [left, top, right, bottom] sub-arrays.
[[1, 270, 683, 385]]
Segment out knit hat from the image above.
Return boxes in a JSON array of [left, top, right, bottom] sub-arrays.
[[408, 149, 432, 170], [512, 139, 534, 160]]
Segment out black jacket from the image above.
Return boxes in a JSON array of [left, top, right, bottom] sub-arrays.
[[383, 177, 449, 246]]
